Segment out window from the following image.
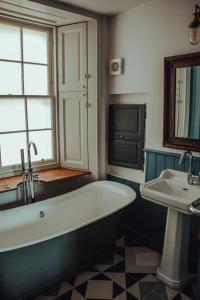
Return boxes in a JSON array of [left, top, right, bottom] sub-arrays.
[[0, 20, 56, 172]]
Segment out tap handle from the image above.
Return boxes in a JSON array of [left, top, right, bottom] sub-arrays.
[[33, 174, 40, 184], [20, 149, 25, 173]]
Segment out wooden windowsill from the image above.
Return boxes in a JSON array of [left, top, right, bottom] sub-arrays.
[[0, 168, 90, 193]]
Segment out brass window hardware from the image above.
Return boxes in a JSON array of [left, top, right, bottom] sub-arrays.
[[85, 73, 91, 80], [86, 102, 91, 108]]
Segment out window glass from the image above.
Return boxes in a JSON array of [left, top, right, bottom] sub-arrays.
[[24, 64, 48, 95], [0, 23, 21, 60], [29, 130, 53, 161], [0, 99, 26, 132], [23, 28, 48, 64], [0, 62, 22, 95], [27, 98, 52, 129], [0, 133, 27, 166]]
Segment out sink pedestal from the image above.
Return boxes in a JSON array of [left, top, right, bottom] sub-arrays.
[[157, 208, 191, 289]]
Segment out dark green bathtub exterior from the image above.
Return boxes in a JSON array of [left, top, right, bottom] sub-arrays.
[[0, 210, 123, 300]]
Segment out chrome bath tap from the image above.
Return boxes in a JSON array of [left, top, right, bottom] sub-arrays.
[[27, 141, 39, 202], [28, 141, 38, 172], [20, 141, 39, 204], [179, 150, 200, 185]]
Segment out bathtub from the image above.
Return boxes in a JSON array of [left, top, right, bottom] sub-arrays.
[[0, 180, 136, 300]]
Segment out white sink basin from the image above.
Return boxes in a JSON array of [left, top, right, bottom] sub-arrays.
[[140, 169, 200, 214]]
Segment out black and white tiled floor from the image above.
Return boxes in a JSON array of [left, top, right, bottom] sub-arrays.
[[34, 236, 196, 300]]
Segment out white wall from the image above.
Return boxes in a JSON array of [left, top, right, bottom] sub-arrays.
[[107, 0, 200, 182]]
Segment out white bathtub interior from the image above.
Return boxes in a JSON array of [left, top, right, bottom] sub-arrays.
[[0, 181, 136, 252]]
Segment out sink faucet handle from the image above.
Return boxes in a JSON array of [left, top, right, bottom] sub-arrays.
[[179, 150, 193, 166]]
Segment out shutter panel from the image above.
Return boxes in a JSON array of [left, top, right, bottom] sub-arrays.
[[58, 22, 88, 170], [58, 22, 87, 92], [59, 92, 88, 169]]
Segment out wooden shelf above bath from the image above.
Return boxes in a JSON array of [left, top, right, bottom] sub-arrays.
[[0, 168, 90, 194]]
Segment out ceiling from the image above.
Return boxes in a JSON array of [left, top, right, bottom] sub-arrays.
[[57, 0, 150, 15], [0, 0, 92, 26], [0, 0, 151, 26]]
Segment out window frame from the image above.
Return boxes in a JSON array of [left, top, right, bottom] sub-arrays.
[[0, 18, 59, 177]]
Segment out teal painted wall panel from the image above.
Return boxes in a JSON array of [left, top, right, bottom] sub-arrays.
[[145, 151, 156, 181], [145, 149, 200, 182], [107, 172, 167, 253], [165, 155, 174, 170]]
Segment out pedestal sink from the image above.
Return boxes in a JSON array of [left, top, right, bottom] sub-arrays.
[[140, 169, 200, 289]]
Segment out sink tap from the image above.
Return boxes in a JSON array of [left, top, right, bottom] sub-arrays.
[[179, 150, 200, 185]]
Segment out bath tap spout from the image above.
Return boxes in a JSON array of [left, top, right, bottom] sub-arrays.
[[28, 141, 38, 172], [27, 141, 38, 202]]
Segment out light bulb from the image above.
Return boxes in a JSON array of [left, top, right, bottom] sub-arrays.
[[189, 27, 200, 45]]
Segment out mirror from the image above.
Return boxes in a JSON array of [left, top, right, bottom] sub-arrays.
[[163, 52, 200, 152], [175, 66, 200, 139]]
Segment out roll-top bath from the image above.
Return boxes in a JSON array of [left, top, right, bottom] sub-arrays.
[[0, 180, 136, 300]]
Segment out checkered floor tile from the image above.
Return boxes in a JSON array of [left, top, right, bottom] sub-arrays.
[[34, 236, 196, 300]]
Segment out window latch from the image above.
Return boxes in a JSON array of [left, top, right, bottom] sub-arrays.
[[85, 73, 91, 80], [86, 102, 91, 108]]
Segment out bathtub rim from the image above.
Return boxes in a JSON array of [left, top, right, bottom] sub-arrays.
[[0, 180, 136, 253]]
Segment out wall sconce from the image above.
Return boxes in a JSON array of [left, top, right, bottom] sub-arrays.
[[189, 4, 200, 45]]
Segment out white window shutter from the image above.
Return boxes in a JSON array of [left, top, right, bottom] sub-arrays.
[[58, 22, 87, 92], [58, 22, 88, 170]]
